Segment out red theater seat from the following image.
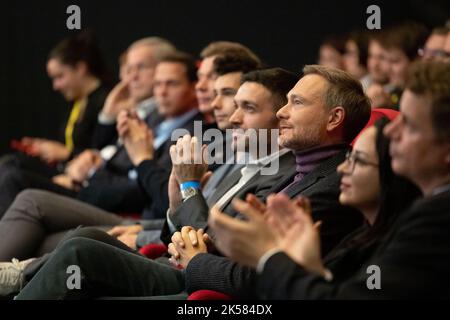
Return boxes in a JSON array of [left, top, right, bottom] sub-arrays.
[[187, 290, 233, 300], [138, 243, 168, 259], [352, 108, 399, 145]]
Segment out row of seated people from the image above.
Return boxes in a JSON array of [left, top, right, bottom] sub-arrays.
[[0, 26, 449, 299], [2, 22, 449, 220]]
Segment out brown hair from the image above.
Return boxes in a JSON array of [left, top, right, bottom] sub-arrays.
[[430, 26, 450, 36], [406, 61, 450, 142], [158, 51, 198, 82], [200, 41, 262, 67], [321, 33, 348, 55], [380, 21, 429, 60], [303, 65, 371, 143]]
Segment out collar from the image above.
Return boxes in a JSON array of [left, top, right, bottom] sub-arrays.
[[248, 148, 291, 168], [432, 182, 450, 196]]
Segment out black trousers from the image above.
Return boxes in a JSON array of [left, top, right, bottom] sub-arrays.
[[17, 228, 185, 300], [0, 155, 76, 218]]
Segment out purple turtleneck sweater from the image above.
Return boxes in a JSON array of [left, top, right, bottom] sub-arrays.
[[281, 144, 347, 194]]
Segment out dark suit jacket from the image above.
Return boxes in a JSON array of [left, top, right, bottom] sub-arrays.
[[258, 188, 450, 299], [78, 110, 205, 218], [136, 111, 208, 219], [91, 123, 118, 151], [160, 151, 296, 245], [69, 85, 110, 156], [184, 149, 364, 298], [92, 97, 159, 150]]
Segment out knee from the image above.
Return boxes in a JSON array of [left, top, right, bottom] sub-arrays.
[[9, 189, 52, 218], [55, 237, 102, 267], [65, 227, 110, 243], [0, 154, 16, 169], [15, 189, 42, 202], [60, 237, 93, 251], [57, 237, 96, 260], [0, 166, 23, 185]]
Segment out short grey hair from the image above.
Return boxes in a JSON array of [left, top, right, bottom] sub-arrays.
[[127, 37, 176, 64]]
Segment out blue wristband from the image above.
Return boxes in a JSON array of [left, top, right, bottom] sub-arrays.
[[180, 181, 201, 191]]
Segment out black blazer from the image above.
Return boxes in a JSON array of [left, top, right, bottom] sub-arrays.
[[79, 110, 205, 219], [159, 151, 296, 245], [258, 188, 450, 299], [267, 149, 363, 255], [91, 123, 118, 150], [136, 111, 207, 219], [184, 149, 363, 298], [68, 85, 110, 156]]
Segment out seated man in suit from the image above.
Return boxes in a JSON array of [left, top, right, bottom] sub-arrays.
[[210, 61, 450, 299], [7, 65, 369, 299], [78, 51, 202, 218], [91, 37, 175, 148], [160, 68, 300, 244]]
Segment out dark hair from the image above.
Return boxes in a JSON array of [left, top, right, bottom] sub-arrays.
[[213, 50, 261, 76], [406, 61, 450, 142], [241, 68, 299, 110], [321, 33, 349, 55], [303, 65, 371, 143], [381, 21, 430, 60], [158, 51, 198, 82], [430, 26, 449, 36], [48, 30, 110, 84], [348, 118, 422, 250], [348, 30, 370, 68]]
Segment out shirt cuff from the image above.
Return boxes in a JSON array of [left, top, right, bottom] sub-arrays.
[[256, 248, 283, 274], [166, 208, 178, 234], [98, 112, 117, 125]]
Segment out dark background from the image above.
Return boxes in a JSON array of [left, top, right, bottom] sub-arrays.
[[1, 0, 448, 155]]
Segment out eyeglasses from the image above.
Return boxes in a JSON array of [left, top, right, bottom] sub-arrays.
[[418, 48, 450, 59], [125, 63, 154, 75], [344, 151, 379, 173]]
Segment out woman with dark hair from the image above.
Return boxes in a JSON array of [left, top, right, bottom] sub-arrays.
[[21, 30, 111, 162], [317, 118, 421, 280], [0, 31, 111, 217]]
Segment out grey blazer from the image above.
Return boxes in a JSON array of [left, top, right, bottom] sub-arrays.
[[160, 151, 296, 244]]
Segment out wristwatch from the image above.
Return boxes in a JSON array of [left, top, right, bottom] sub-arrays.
[[181, 186, 200, 201]]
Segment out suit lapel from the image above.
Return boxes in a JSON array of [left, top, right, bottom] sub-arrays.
[[210, 151, 295, 210], [206, 168, 243, 206]]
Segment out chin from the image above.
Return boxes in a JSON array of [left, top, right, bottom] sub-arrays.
[[63, 94, 74, 101], [338, 193, 347, 206], [277, 135, 289, 148], [391, 158, 405, 176], [339, 191, 356, 206], [199, 104, 213, 113]]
